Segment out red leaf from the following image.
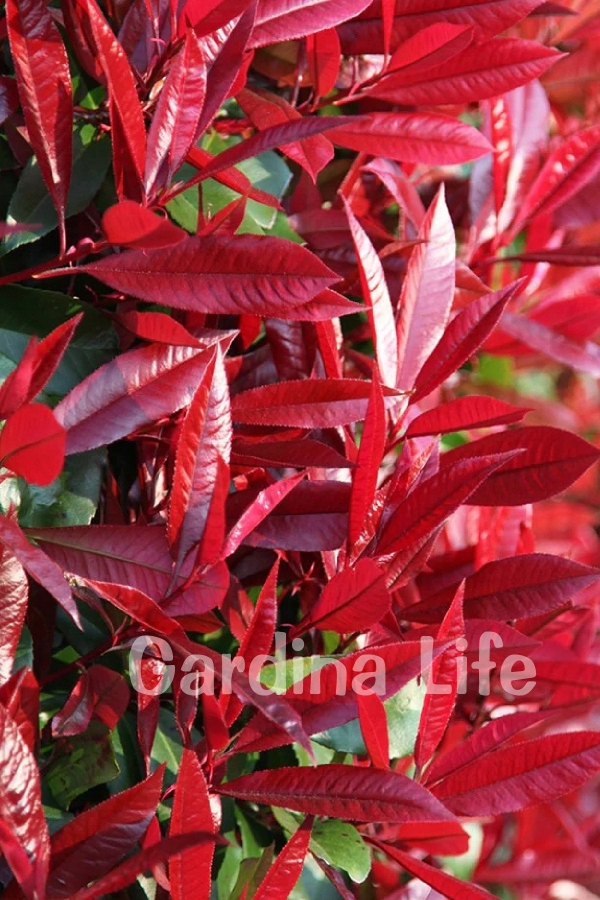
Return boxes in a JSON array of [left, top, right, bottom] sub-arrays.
[[411, 282, 521, 403], [512, 123, 600, 233], [189, 115, 353, 185], [385, 22, 473, 78], [0, 545, 27, 685], [306, 28, 340, 99], [396, 186, 455, 392], [249, 0, 372, 46], [0, 404, 66, 486], [372, 38, 561, 105], [167, 348, 232, 569], [231, 379, 400, 427], [376, 452, 520, 557], [27, 315, 83, 402], [55, 340, 222, 455], [74, 235, 350, 320], [405, 396, 529, 438], [0, 701, 50, 900], [253, 816, 313, 900], [432, 731, 600, 815], [357, 692, 389, 769], [47, 768, 164, 899], [76, 0, 145, 202], [169, 750, 216, 900], [218, 764, 456, 824], [500, 311, 600, 378], [145, 29, 207, 197], [440, 426, 600, 505], [117, 311, 205, 347], [348, 375, 386, 547], [343, 199, 398, 386], [224, 558, 279, 726], [0, 515, 78, 625], [290, 559, 391, 637], [414, 583, 465, 770], [329, 112, 492, 165], [371, 840, 495, 900], [0, 338, 39, 420], [238, 87, 334, 181], [409, 554, 600, 622], [52, 665, 129, 737], [68, 832, 220, 900], [6, 0, 72, 248], [102, 201, 186, 250], [231, 437, 353, 469], [221, 472, 305, 558]]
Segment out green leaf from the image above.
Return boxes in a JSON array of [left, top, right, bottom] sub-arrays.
[[46, 729, 120, 808], [0, 285, 118, 397], [2, 125, 111, 254], [12, 626, 33, 675], [17, 449, 105, 527], [310, 819, 371, 884]]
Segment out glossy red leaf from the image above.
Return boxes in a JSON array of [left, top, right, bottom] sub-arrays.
[[55, 341, 221, 454], [290, 559, 391, 637], [238, 87, 334, 181], [329, 112, 492, 165], [0, 546, 27, 685], [405, 396, 528, 438], [145, 29, 207, 197], [52, 665, 129, 737], [6, 0, 72, 249], [25, 315, 83, 403], [231, 379, 399, 427], [0, 701, 50, 900], [253, 816, 313, 900], [0, 403, 66, 486], [0, 338, 39, 420], [75, 234, 351, 320], [372, 840, 495, 900], [357, 691, 389, 769], [249, 0, 371, 47], [76, 0, 145, 201], [372, 38, 561, 105], [396, 186, 455, 392], [385, 22, 473, 77], [343, 199, 397, 387], [46, 767, 164, 898], [440, 426, 600, 506], [186, 146, 281, 209], [169, 749, 216, 900], [221, 473, 305, 558], [432, 731, 600, 816], [414, 583, 465, 770], [231, 437, 352, 469], [219, 764, 456, 824], [512, 122, 600, 233], [411, 282, 521, 403], [0, 515, 78, 625], [167, 348, 232, 568], [102, 201, 186, 250], [348, 375, 386, 547], [376, 452, 519, 557]]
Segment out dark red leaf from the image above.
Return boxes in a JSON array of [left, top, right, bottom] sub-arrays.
[[348, 375, 387, 547], [218, 764, 456, 824], [371, 840, 495, 900], [290, 559, 391, 637], [73, 235, 351, 320], [253, 817, 313, 900], [440, 426, 600, 505], [47, 768, 164, 898], [357, 692, 389, 769], [52, 665, 129, 737]]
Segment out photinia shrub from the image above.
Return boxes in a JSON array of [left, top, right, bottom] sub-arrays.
[[2, 0, 600, 897]]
